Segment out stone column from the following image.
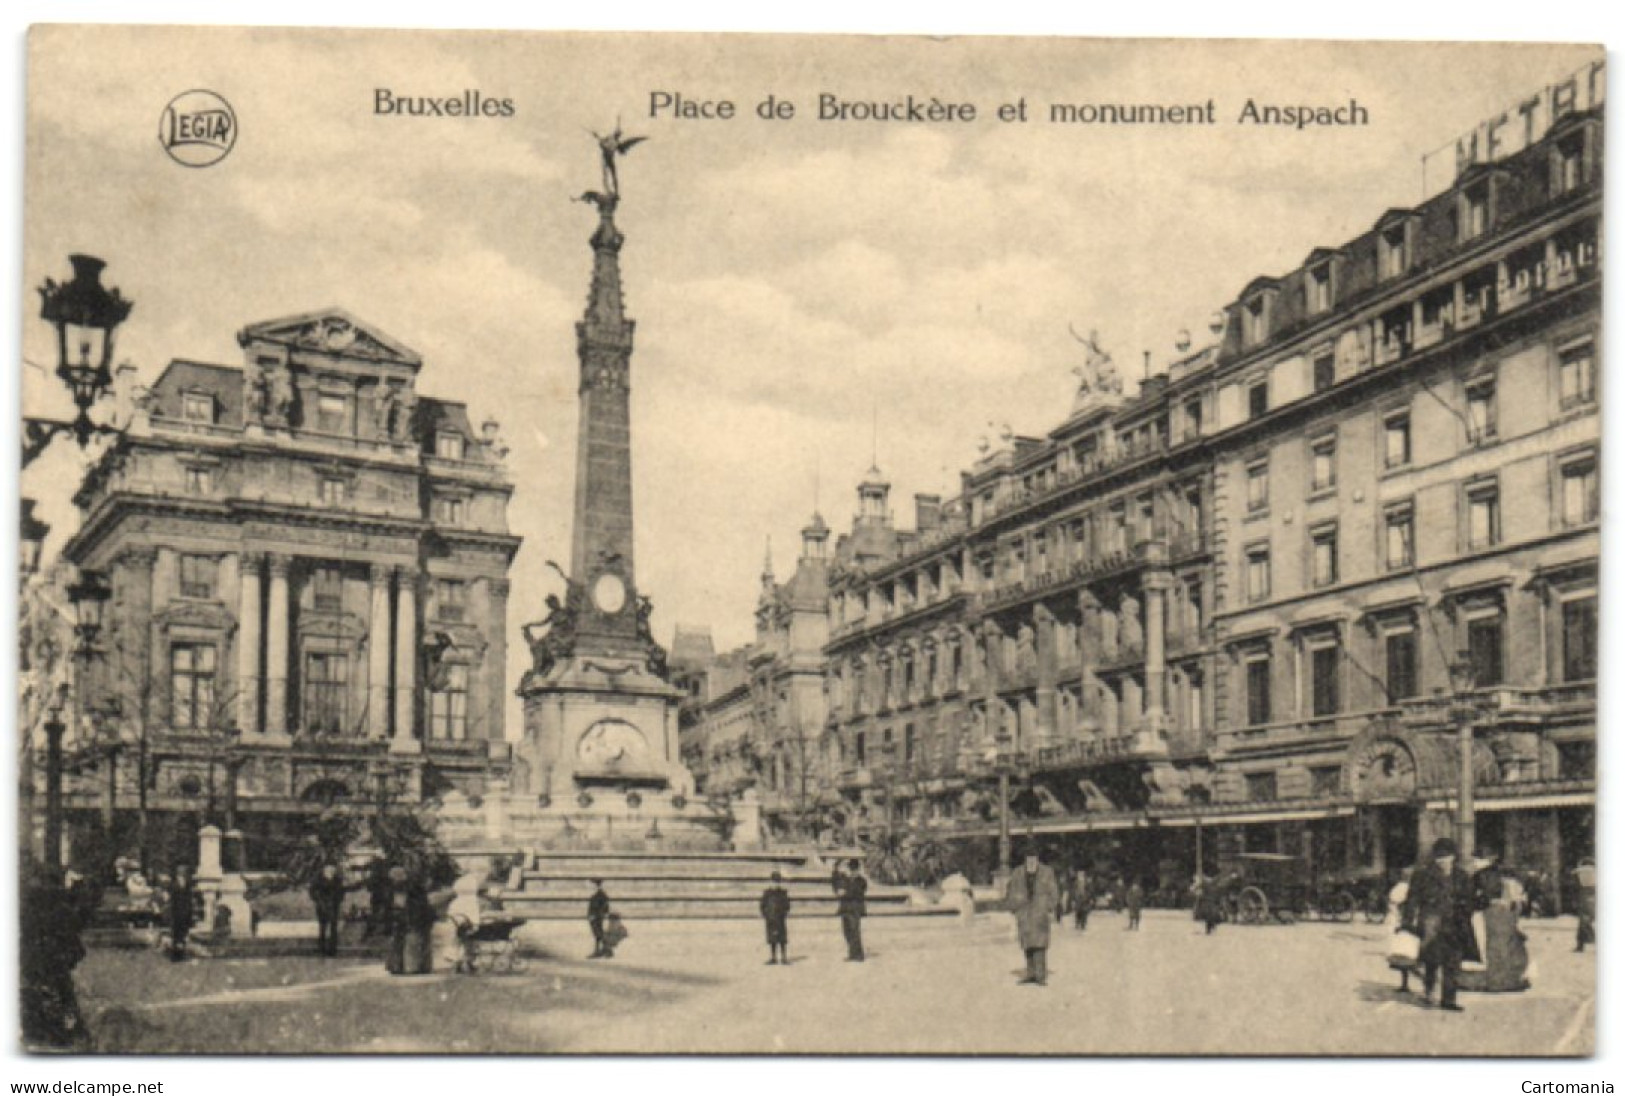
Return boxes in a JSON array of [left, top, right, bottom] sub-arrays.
[[1034, 603, 1058, 746], [237, 553, 263, 735], [1077, 589, 1103, 730], [1143, 569, 1173, 732], [981, 620, 1004, 743], [392, 568, 419, 752], [485, 579, 510, 743], [264, 554, 291, 736], [368, 567, 392, 739]]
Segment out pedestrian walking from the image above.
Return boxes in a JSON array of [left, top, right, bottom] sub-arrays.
[[166, 865, 200, 962], [760, 870, 791, 965], [1006, 846, 1061, 986], [309, 862, 346, 958], [1125, 878, 1144, 931], [1402, 838, 1480, 1012], [838, 859, 868, 961], [1194, 874, 1224, 936], [1072, 868, 1091, 931], [1574, 857, 1596, 953], [588, 879, 613, 958]]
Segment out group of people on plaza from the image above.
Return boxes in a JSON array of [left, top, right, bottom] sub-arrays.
[[1001, 836, 1584, 1003], [1382, 839, 1592, 1012]]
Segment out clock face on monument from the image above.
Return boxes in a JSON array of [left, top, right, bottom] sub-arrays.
[[593, 573, 627, 614]]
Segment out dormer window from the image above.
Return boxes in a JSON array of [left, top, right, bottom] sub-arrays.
[[436, 431, 466, 460], [1307, 264, 1333, 314], [1553, 131, 1588, 196], [1380, 225, 1409, 279], [181, 392, 215, 423], [1243, 297, 1269, 346], [1461, 182, 1491, 241]]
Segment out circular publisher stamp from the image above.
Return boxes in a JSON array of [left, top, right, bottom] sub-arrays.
[[158, 89, 237, 167]]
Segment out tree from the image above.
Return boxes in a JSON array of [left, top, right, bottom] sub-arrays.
[[278, 765, 458, 893]]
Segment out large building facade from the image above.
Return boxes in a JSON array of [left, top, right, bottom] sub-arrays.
[[681, 98, 1600, 901], [56, 310, 520, 867]]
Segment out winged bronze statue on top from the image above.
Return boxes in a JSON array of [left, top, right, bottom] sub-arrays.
[[576, 124, 648, 211]]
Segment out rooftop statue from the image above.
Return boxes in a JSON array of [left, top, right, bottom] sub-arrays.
[[1069, 324, 1123, 396]]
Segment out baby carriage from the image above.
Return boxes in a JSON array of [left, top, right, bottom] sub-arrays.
[[451, 915, 528, 974]]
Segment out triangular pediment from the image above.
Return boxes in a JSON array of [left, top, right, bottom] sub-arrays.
[[237, 309, 422, 369]]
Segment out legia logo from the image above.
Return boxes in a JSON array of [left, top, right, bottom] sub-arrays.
[[159, 90, 237, 167]]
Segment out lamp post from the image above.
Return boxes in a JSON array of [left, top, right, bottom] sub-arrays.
[[879, 739, 898, 842], [988, 728, 1020, 880], [1448, 653, 1480, 858], [43, 703, 67, 875]]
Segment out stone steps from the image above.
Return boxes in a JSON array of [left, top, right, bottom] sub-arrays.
[[496, 894, 950, 921]]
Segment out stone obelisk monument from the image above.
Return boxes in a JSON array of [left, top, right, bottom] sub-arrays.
[[515, 131, 692, 804]]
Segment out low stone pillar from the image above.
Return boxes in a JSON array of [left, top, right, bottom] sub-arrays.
[[218, 874, 254, 938], [223, 828, 245, 873], [198, 825, 224, 878], [733, 788, 765, 851], [485, 778, 511, 844], [939, 872, 976, 919], [196, 825, 224, 929]]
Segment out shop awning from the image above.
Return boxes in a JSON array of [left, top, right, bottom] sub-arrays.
[[1427, 792, 1595, 812], [1156, 806, 1356, 826]]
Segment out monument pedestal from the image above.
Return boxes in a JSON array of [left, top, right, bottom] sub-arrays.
[[516, 653, 692, 801]]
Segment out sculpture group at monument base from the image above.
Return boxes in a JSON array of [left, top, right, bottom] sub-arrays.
[[435, 781, 764, 854]]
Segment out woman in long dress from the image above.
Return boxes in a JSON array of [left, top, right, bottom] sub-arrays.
[[1459, 858, 1530, 993], [385, 866, 435, 976], [1384, 868, 1418, 992]]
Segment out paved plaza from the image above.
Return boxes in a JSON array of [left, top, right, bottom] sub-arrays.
[[75, 910, 1594, 1055]]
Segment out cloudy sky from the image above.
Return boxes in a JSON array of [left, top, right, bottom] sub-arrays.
[[23, 29, 1600, 733]]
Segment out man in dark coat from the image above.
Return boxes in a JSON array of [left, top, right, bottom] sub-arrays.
[[1125, 878, 1145, 930], [364, 857, 390, 939], [1073, 868, 1092, 931], [1574, 858, 1596, 953], [588, 879, 612, 959], [1006, 847, 1061, 985], [838, 859, 867, 961], [309, 863, 347, 958], [760, 870, 792, 965], [1403, 837, 1481, 1012], [167, 866, 199, 962]]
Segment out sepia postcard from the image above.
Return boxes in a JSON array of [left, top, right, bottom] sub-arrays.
[[16, 26, 1602, 1058]]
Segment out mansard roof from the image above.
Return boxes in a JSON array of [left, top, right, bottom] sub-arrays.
[[151, 359, 245, 426]]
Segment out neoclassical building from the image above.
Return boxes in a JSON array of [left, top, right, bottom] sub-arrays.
[[684, 89, 1600, 902], [57, 310, 520, 866]]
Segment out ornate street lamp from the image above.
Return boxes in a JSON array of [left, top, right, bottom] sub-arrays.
[[20, 500, 50, 583], [37, 255, 133, 451], [1448, 653, 1480, 858], [66, 570, 111, 660]]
